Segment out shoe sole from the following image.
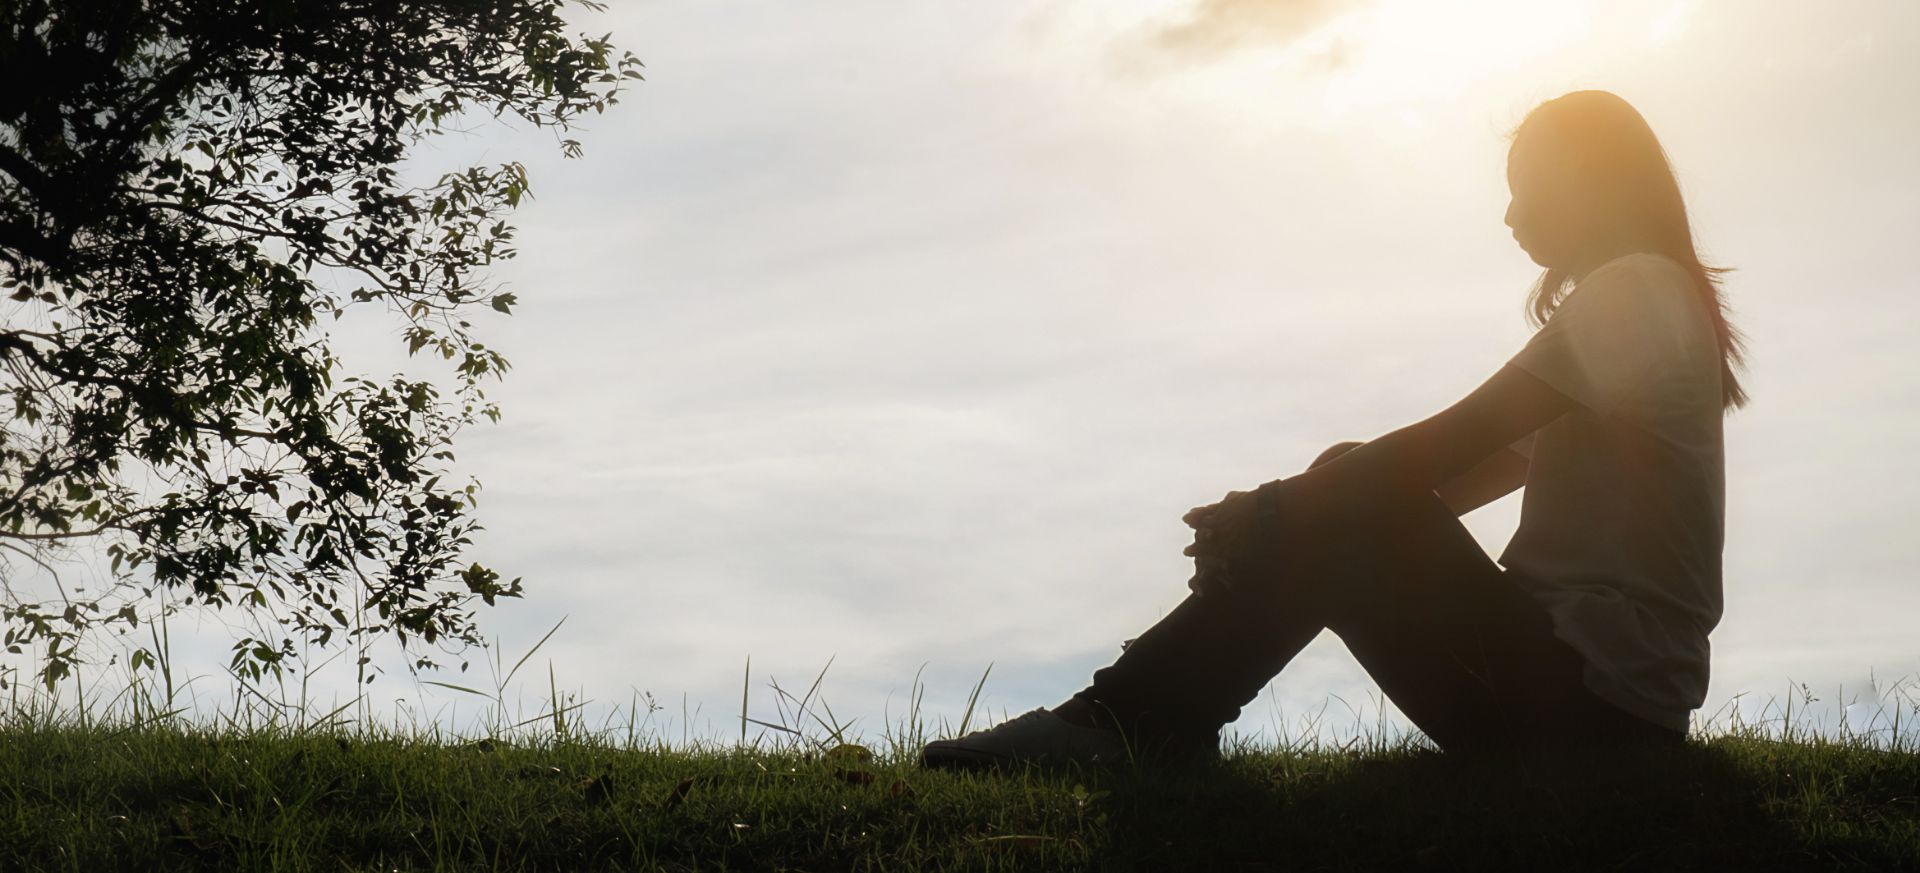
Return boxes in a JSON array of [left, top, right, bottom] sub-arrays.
[[920, 741, 1222, 773], [919, 739, 1129, 774], [918, 741, 1013, 771]]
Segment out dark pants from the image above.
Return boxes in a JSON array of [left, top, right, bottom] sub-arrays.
[[1069, 489, 1687, 756]]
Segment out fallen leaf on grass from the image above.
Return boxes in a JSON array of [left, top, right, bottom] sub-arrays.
[[663, 776, 696, 808], [832, 767, 876, 786], [577, 772, 614, 805], [825, 743, 874, 763], [166, 805, 222, 853]]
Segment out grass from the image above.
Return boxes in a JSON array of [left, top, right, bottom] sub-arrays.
[[4, 714, 1918, 871], [1, 619, 1917, 871]]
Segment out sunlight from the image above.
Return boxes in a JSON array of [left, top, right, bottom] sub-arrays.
[[1643, 0, 1703, 48], [1141, 0, 1598, 134], [1314, 0, 1596, 115]]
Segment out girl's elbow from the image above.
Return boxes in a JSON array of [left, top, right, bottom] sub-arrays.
[[1309, 441, 1365, 470]]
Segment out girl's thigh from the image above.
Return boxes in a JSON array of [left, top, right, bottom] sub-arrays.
[[1302, 493, 1638, 753]]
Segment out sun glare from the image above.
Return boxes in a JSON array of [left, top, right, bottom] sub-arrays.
[[1150, 0, 1598, 133], [1316, 0, 1595, 113]]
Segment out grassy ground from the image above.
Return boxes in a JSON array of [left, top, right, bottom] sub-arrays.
[[3, 716, 1917, 872], [3, 622, 1915, 870]]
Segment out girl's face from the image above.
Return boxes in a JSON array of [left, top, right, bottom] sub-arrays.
[[1504, 128, 1592, 270]]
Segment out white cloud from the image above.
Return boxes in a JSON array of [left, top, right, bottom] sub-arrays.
[[15, 0, 1918, 752]]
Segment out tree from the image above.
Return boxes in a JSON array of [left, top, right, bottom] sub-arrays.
[[0, 0, 641, 690]]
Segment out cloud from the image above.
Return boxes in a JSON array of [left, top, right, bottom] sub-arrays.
[[1151, 0, 1347, 58], [1098, 0, 1359, 80]]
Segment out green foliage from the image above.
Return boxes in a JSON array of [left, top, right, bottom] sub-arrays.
[[0, 0, 641, 689], [0, 723, 1914, 871]]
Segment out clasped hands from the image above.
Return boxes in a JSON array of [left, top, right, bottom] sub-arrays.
[[1182, 478, 1293, 596]]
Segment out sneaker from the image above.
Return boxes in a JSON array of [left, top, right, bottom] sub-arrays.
[[919, 707, 1134, 772]]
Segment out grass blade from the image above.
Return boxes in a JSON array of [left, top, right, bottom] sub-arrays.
[[957, 661, 992, 737], [503, 616, 567, 690]]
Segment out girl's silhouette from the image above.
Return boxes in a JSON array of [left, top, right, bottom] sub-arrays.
[[922, 89, 1747, 769]]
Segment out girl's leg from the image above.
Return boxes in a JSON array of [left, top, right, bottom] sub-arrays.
[[1057, 526, 1345, 755], [1315, 490, 1683, 753], [1062, 489, 1683, 756]]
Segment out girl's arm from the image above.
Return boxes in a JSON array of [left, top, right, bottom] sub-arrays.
[[1264, 363, 1573, 526], [1432, 445, 1530, 516], [1306, 439, 1529, 516]]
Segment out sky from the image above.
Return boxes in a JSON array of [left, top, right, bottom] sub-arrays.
[[13, 0, 1920, 750]]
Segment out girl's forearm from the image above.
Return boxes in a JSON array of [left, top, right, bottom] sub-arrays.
[[1260, 412, 1481, 524]]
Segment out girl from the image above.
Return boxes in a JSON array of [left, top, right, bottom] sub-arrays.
[[922, 89, 1748, 769]]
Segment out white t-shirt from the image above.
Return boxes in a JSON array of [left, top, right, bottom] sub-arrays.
[[1498, 251, 1726, 734]]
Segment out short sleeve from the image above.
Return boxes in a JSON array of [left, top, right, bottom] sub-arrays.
[[1504, 257, 1690, 418], [1508, 431, 1537, 460]]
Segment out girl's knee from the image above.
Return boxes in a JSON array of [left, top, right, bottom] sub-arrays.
[[1308, 441, 1365, 470]]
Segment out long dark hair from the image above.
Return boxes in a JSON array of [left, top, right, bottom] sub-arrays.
[[1506, 90, 1750, 412]]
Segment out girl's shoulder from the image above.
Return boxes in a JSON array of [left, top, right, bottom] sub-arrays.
[[1582, 251, 1692, 288], [1570, 252, 1700, 316], [1576, 252, 1718, 357], [1556, 253, 1714, 348]]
